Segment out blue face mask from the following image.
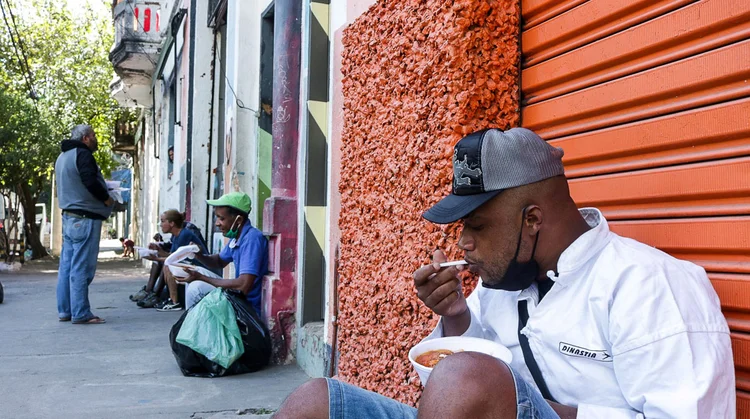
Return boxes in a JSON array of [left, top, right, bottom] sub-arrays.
[[224, 216, 241, 239]]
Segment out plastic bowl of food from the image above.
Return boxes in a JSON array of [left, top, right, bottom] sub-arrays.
[[105, 180, 121, 190], [166, 263, 194, 278], [408, 336, 512, 386]]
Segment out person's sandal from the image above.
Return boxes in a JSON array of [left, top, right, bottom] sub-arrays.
[[72, 316, 106, 324], [59, 317, 71, 322]]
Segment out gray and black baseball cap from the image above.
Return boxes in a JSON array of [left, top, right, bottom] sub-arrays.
[[422, 128, 565, 224]]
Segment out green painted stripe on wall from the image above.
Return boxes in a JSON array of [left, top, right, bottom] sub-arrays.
[[257, 127, 273, 229]]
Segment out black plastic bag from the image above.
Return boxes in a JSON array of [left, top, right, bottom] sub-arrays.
[[169, 289, 271, 377]]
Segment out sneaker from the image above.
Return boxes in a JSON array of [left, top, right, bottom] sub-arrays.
[[129, 286, 148, 302], [156, 299, 183, 312], [135, 292, 153, 306], [153, 298, 169, 310], [137, 293, 160, 308]]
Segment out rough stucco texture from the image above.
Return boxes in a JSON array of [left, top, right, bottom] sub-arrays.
[[337, 0, 521, 405]]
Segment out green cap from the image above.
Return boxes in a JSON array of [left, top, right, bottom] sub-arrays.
[[207, 192, 252, 214]]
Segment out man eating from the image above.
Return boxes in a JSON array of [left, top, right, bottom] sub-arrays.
[[274, 127, 734, 418]]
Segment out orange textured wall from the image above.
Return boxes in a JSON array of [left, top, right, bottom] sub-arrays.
[[337, 0, 521, 405]]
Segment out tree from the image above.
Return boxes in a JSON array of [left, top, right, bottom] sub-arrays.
[[0, 83, 55, 261], [0, 0, 120, 259]]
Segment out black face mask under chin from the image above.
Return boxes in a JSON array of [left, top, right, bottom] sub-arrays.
[[482, 209, 540, 291]]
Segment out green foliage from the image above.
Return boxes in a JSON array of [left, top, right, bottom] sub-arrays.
[[0, 0, 120, 192], [0, 0, 126, 259], [0, 88, 55, 189]]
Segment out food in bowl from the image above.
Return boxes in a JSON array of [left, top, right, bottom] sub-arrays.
[[408, 336, 513, 386], [415, 349, 463, 368]]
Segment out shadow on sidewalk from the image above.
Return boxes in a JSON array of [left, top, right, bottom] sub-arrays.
[[4, 239, 146, 277], [0, 243, 309, 418]]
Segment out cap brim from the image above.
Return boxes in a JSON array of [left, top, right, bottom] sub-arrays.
[[422, 190, 503, 224], [206, 199, 224, 207]]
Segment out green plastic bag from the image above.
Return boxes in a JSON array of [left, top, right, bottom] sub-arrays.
[[176, 288, 244, 368]]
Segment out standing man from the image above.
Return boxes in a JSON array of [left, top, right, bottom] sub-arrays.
[[55, 124, 113, 324]]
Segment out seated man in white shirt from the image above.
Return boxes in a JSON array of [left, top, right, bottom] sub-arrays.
[[274, 128, 735, 419]]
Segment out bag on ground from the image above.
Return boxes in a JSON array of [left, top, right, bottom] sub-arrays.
[[170, 289, 271, 377], [176, 288, 243, 368]]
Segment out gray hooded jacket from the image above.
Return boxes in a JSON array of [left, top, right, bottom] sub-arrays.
[[54, 140, 113, 220]]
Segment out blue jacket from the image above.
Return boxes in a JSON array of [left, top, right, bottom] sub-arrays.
[[55, 140, 113, 220]]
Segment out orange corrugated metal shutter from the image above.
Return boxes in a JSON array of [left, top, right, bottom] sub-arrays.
[[520, 0, 750, 416]]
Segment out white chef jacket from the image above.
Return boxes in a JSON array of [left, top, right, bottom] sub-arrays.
[[425, 208, 735, 418]]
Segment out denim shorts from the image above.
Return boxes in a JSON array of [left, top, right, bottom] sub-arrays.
[[326, 365, 559, 419]]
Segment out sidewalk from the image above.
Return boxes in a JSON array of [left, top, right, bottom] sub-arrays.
[[0, 250, 308, 419]]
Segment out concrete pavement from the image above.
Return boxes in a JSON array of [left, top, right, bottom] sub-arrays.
[[0, 250, 308, 419]]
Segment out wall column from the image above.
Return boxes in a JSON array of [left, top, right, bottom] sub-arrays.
[[262, 0, 303, 364]]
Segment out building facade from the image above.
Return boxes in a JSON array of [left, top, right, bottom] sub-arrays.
[[109, 0, 336, 376]]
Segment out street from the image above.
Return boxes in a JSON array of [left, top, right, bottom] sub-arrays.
[[0, 244, 308, 419]]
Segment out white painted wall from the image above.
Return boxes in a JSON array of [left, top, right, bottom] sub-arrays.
[[223, 0, 265, 223], [157, 52, 182, 216], [135, 113, 162, 260], [129, 0, 224, 257], [131, 0, 183, 253], [222, 0, 239, 202], [330, 0, 347, 34], [154, 0, 188, 218], [188, 0, 215, 234]]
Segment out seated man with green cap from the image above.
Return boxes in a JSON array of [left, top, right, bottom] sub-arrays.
[[179, 192, 268, 316]]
